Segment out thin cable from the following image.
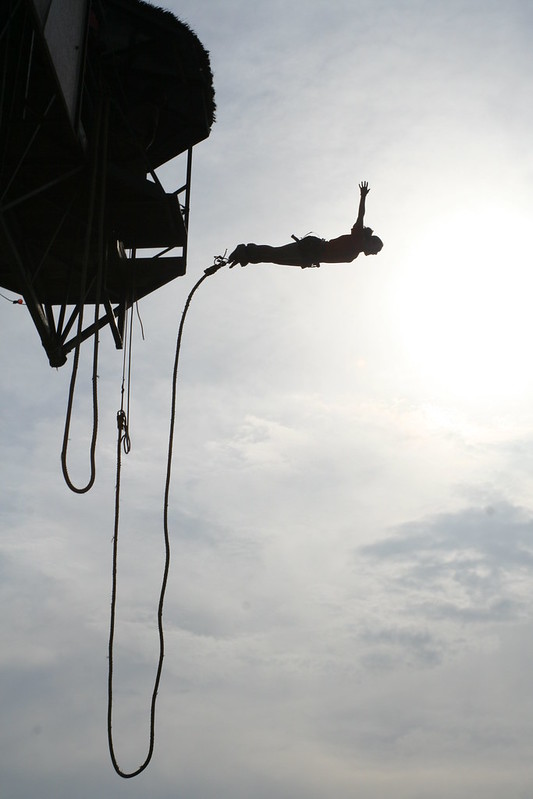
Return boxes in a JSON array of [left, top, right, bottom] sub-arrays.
[[135, 301, 145, 341], [125, 304, 134, 430], [0, 292, 23, 303], [107, 258, 226, 779], [118, 302, 133, 454]]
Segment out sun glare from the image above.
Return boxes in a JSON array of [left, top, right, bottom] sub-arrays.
[[392, 207, 533, 409]]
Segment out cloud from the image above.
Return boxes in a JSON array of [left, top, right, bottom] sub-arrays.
[[358, 500, 533, 641], [359, 625, 443, 669]]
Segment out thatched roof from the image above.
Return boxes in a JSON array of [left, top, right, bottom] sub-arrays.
[[91, 0, 216, 165]]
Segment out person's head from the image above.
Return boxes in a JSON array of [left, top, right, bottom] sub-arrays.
[[363, 235, 383, 255], [362, 227, 382, 255]]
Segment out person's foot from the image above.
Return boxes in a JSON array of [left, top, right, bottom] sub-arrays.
[[228, 244, 248, 267]]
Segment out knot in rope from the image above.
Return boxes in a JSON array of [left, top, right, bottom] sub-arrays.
[[116, 410, 131, 454], [204, 252, 229, 275]]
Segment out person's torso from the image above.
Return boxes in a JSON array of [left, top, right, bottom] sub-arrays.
[[321, 230, 363, 263]]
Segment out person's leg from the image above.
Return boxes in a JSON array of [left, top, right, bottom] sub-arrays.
[[247, 242, 303, 265], [229, 241, 304, 267]]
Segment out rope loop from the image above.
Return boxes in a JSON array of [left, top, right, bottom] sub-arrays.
[[60, 98, 109, 494], [116, 410, 131, 454]]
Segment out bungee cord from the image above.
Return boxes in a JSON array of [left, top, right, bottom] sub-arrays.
[[107, 254, 227, 778]]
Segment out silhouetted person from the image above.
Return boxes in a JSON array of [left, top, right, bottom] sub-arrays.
[[229, 181, 383, 269]]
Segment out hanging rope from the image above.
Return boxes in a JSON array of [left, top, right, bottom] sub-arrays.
[[60, 310, 100, 493], [60, 99, 109, 494], [107, 255, 227, 778]]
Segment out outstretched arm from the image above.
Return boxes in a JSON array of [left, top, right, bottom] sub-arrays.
[[353, 181, 370, 230]]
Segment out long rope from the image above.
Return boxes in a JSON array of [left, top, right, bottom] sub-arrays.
[[61, 99, 108, 494], [107, 256, 227, 778]]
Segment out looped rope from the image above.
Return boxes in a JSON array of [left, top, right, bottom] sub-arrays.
[[60, 99, 109, 494], [60, 331, 99, 493], [107, 256, 227, 778], [116, 409, 131, 454]]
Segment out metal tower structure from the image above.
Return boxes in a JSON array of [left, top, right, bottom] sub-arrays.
[[0, 0, 215, 366]]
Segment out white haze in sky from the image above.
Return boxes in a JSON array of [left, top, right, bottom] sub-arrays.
[[2, 1, 533, 797]]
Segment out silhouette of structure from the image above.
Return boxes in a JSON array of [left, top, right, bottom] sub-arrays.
[[229, 181, 383, 269], [0, 0, 215, 366]]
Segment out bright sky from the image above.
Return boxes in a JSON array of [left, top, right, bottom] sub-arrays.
[[2, 1, 533, 797]]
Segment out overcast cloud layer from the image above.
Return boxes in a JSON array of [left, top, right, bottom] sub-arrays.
[[2, 1, 533, 797]]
